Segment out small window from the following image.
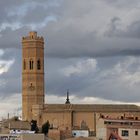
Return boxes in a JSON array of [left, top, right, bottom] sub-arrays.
[[135, 117, 138, 120], [37, 59, 41, 70], [122, 130, 129, 136], [135, 131, 138, 136], [23, 60, 26, 70], [29, 59, 34, 70]]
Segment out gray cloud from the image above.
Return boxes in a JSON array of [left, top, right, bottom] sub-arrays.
[[0, 0, 140, 57], [0, 0, 140, 103], [0, 27, 30, 49], [22, 6, 49, 24], [103, 0, 140, 8], [46, 57, 140, 102], [105, 17, 140, 39], [0, 49, 21, 97]]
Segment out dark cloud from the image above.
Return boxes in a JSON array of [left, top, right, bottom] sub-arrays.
[[127, 21, 140, 38], [0, 0, 27, 24], [0, 49, 21, 97], [105, 17, 140, 39], [0, 0, 140, 57], [22, 6, 49, 24], [103, 0, 140, 8], [45, 27, 140, 58], [0, 27, 30, 49], [46, 57, 140, 102]]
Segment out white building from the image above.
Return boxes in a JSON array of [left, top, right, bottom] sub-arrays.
[[96, 114, 140, 140], [0, 134, 44, 140]]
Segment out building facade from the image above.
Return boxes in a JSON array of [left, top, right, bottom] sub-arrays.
[[96, 114, 140, 140], [21, 32, 140, 137]]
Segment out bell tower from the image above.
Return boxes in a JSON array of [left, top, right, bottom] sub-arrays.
[[22, 31, 44, 121]]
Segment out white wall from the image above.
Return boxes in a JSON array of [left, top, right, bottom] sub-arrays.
[[96, 128, 106, 140], [119, 128, 140, 140], [72, 130, 89, 137]]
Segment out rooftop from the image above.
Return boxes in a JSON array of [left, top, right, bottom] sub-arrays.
[[44, 104, 140, 112]]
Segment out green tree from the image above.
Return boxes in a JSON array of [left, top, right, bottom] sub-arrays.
[[30, 120, 39, 133], [42, 120, 50, 136]]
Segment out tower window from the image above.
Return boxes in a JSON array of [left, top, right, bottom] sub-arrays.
[[122, 130, 129, 136], [37, 59, 41, 70], [135, 131, 138, 136], [29, 59, 34, 70], [23, 60, 26, 70]]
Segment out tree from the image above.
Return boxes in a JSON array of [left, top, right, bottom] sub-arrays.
[[30, 120, 39, 133], [42, 120, 50, 136]]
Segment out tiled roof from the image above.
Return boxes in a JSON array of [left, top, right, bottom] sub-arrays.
[[44, 104, 140, 112]]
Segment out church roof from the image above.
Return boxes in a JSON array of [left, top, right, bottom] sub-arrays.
[[2, 118, 30, 130], [44, 104, 140, 113]]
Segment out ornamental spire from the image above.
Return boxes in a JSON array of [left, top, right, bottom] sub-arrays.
[[65, 89, 70, 104]]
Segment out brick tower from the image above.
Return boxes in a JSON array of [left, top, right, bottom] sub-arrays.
[[22, 31, 44, 121]]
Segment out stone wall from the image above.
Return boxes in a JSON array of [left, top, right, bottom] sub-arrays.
[[48, 129, 60, 140]]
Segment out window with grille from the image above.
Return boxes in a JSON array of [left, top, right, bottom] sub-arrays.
[[122, 130, 129, 136]]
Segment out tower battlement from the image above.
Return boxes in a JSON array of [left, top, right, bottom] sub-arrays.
[[22, 31, 44, 42]]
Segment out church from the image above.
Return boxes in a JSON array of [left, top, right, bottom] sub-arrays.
[[22, 31, 140, 134]]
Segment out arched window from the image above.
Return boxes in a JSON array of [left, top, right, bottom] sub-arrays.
[[23, 60, 26, 70], [37, 59, 41, 70], [29, 59, 34, 70]]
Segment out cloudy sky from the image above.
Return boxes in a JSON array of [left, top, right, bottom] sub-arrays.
[[0, 0, 140, 118]]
